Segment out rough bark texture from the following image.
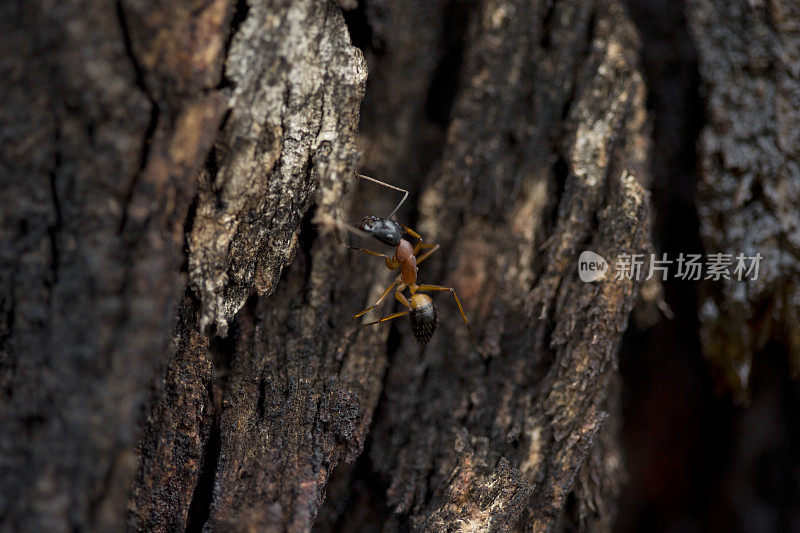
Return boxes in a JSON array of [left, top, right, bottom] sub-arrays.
[[1, 0, 231, 530], [685, 0, 800, 401], [187, 0, 366, 336], [16, 0, 800, 531], [129, 2, 368, 532], [319, 0, 651, 530], [1, 0, 651, 530]]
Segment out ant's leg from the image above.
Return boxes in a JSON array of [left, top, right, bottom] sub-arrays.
[[362, 310, 409, 327], [402, 227, 440, 264], [394, 291, 412, 310], [350, 279, 399, 321], [402, 226, 422, 239], [348, 246, 390, 260], [349, 246, 400, 270], [415, 284, 480, 347], [402, 226, 427, 254], [361, 292, 411, 326], [416, 243, 440, 265]]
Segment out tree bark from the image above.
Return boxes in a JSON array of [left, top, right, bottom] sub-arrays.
[[2, 0, 662, 531], [686, 0, 800, 402], [1, 0, 231, 530], [321, 1, 651, 530]]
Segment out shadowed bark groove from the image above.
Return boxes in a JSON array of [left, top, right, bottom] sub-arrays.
[[686, 0, 800, 401]]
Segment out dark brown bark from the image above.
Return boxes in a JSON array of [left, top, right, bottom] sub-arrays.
[[1, 0, 231, 530]]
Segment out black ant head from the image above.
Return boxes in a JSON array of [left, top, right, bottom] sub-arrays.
[[359, 216, 403, 246]]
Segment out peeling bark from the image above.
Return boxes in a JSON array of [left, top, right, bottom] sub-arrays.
[[130, 1, 368, 532], [188, 0, 366, 335]]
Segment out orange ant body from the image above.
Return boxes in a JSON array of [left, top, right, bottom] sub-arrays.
[[349, 173, 477, 347]]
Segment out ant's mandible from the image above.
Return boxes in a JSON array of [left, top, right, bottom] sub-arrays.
[[348, 172, 478, 348]]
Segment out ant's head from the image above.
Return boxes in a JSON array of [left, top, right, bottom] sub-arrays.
[[359, 216, 403, 246]]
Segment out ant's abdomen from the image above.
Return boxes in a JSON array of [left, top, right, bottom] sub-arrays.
[[410, 293, 437, 345]]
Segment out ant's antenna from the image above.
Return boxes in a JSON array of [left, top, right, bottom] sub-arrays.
[[354, 172, 409, 220]]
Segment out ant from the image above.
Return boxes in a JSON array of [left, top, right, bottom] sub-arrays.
[[348, 172, 478, 349]]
